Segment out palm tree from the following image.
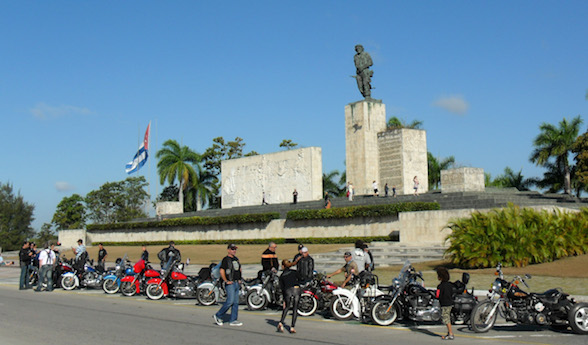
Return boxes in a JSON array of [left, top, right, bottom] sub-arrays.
[[156, 139, 201, 210], [530, 116, 583, 195], [323, 170, 345, 197], [492, 167, 533, 191], [183, 164, 216, 211], [427, 152, 455, 189], [387, 116, 423, 130]]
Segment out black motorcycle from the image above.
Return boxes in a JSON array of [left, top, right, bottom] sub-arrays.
[[370, 261, 477, 326], [471, 263, 588, 334], [246, 270, 283, 310]]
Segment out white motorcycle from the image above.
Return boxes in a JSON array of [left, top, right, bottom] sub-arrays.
[[330, 271, 385, 320]]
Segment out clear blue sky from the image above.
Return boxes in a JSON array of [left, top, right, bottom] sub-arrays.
[[1, 1, 587, 231]]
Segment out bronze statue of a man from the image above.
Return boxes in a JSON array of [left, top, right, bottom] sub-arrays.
[[354, 44, 373, 98]]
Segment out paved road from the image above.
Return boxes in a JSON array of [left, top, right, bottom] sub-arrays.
[[0, 268, 585, 345]]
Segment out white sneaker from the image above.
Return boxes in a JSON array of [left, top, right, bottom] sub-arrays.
[[229, 321, 243, 326], [213, 315, 223, 326]]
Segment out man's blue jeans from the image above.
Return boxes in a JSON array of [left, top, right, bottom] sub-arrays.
[[215, 282, 240, 322], [37, 265, 53, 291], [19, 263, 30, 289]]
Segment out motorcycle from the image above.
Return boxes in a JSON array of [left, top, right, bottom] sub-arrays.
[[329, 270, 386, 321], [145, 256, 202, 300], [246, 269, 283, 310], [29, 254, 74, 289], [197, 276, 257, 306], [61, 259, 108, 290], [298, 272, 338, 317], [102, 254, 134, 294], [470, 263, 588, 335], [119, 259, 160, 297], [370, 261, 477, 326]]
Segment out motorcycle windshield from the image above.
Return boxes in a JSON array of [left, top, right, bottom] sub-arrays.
[[397, 260, 412, 290]]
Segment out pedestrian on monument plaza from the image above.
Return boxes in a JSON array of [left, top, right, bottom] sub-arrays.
[[213, 244, 243, 327], [373, 180, 379, 197], [141, 244, 149, 262], [413, 176, 419, 196], [292, 189, 298, 204], [261, 242, 279, 272], [324, 191, 331, 209], [97, 243, 108, 273], [392, 185, 397, 197], [19, 241, 33, 290], [35, 243, 56, 292], [277, 260, 301, 334], [326, 252, 357, 288], [347, 182, 354, 201], [351, 240, 371, 273], [295, 247, 314, 283], [262, 191, 269, 205], [436, 267, 454, 340], [384, 183, 389, 197]]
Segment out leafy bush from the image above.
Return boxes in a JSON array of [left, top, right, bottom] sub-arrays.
[[286, 202, 440, 220], [100, 236, 393, 246], [445, 204, 588, 268], [87, 212, 280, 231]]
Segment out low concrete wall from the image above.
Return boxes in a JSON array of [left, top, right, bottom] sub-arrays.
[[58, 229, 87, 249]]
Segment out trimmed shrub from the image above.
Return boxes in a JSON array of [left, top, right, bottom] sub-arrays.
[[287, 202, 440, 221], [87, 212, 280, 231], [445, 204, 588, 268]]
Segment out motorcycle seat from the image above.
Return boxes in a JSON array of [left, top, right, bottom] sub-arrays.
[[379, 285, 395, 292], [532, 289, 562, 304]]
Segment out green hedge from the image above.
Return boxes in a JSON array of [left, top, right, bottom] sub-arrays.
[[87, 212, 281, 231], [100, 236, 394, 247], [445, 204, 588, 268], [286, 202, 440, 220]]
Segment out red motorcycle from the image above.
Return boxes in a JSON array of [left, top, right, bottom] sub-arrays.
[[298, 273, 338, 316], [145, 258, 202, 300], [120, 259, 160, 297]]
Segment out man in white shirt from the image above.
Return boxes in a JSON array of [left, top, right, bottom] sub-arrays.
[[36, 243, 57, 292], [351, 240, 371, 274]]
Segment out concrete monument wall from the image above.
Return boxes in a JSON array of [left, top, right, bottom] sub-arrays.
[[378, 128, 428, 195], [156, 201, 183, 216], [221, 147, 323, 208], [441, 167, 485, 193], [345, 100, 387, 195]]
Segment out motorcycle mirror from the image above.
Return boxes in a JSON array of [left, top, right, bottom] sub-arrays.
[[462, 272, 470, 285], [525, 274, 532, 279]]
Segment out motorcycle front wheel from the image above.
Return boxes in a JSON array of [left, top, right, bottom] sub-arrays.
[[61, 275, 77, 291], [297, 293, 318, 317], [146, 284, 164, 300], [246, 289, 268, 310], [371, 300, 399, 326], [102, 279, 119, 294], [471, 300, 498, 333], [569, 302, 588, 334], [197, 287, 217, 306], [120, 281, 137, 297], [330, 296, 353, 320]]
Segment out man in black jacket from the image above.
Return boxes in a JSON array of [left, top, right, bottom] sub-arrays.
[[296, 247, 314, 283], [19, 241, 32, 290], [158, 241, 181, 269]]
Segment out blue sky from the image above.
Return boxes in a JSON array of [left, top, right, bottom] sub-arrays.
[[1, 1, 587, 231]]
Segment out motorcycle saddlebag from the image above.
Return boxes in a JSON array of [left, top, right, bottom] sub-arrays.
[[453, 293, 476, 312], [198, 267, 212, 281]]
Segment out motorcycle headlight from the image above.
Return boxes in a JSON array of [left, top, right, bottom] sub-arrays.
[[491, 280, 501, 292]]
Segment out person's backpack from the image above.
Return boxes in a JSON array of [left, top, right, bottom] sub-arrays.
[[211, 262, 222, 280]]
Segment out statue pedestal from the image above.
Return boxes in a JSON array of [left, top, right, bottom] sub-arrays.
[[345, 99, 387, 195]]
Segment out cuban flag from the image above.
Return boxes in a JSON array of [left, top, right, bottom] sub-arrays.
[[125, 122, 151, 174]]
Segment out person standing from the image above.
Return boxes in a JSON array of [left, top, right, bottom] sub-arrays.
[[372, 180, 379, 197], [292, 189, 298, 204], [324, 192, 331, 209], [347, 182, 354, 201], [364, 244, 375, 271], [261, 242, 279, 272], [292, 244, 304, 265], [141, 244, 149, 262], [436, 267, 454, 340], [97, 243, 108, 272], [35, 243, 56, 292], [19, 241, 32, 290], [213, 244, 243, 327], [295, 247, 314, 283], [277, 260, 301, 334], [384, 183, 389, 197], [413, 176, 420, 196], [393, 185, 397, 197], [262, 192, 269, 205], [351, 240, 371, 274]]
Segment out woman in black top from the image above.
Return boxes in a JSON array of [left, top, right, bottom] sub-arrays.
[[277, 260, 301, 334]]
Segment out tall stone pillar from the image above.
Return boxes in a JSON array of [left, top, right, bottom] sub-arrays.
[[345, 99, 387, 195]]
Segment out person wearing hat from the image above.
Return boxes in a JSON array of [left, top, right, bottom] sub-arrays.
[[326, 252, 357, 288], [213, 244, 243, 327], [296, 247, 314, 283], [292, 244, 304, 265]]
